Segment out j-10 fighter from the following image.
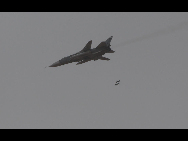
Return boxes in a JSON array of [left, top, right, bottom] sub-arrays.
[[49, 36, 114, 67]]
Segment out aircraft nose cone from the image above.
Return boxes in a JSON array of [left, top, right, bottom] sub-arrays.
[[49, 61, 61, 67]]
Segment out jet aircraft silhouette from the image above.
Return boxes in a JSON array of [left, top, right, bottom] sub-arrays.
[[49, 36, 114, 67]]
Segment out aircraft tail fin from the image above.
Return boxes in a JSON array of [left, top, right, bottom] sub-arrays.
[[105, 36, 113, 46], [81, 40, 92, 52], [96, 36, 113, 49]]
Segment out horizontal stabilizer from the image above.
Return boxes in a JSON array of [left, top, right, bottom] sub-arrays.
[[81, 40, 92, 52], [99, 56, 110, 61], [107, 50, 115, 53]]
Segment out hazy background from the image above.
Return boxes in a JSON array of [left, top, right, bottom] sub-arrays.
[[0, 12, 188, 128]]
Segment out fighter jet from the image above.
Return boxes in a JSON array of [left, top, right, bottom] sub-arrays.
[[49, 36, 114, 67]]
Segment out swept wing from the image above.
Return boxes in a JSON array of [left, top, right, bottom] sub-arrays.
[[81, 40, 92, 52]]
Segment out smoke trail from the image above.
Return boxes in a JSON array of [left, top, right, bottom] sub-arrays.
[[115, 21, 188, 48]]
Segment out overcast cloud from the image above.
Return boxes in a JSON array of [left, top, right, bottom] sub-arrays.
[[0, 12, 188, 128]]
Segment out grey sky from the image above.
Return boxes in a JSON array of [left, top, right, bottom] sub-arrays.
[[0, 12, 188, 128]]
